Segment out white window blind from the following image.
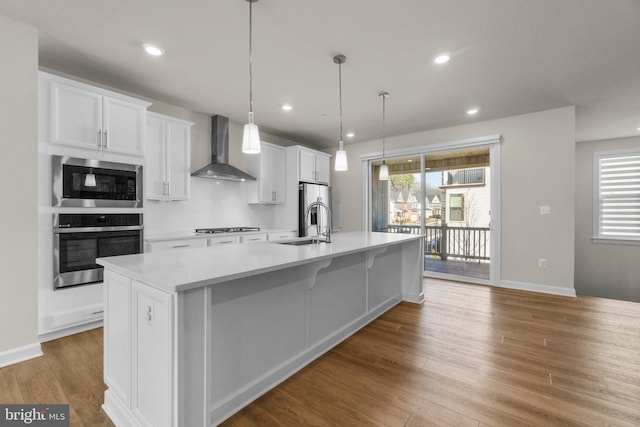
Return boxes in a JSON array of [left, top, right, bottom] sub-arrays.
[[595, 150, 640, 241]]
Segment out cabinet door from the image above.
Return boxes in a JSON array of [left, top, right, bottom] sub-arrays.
[[298, 149, 317, 182], [271, 145, 286, 203], [132, 281, 173, 427], [103, 272, 131, 406], [103, 96, 146, 156], [258, 144, 275, 202], [166, 121, 191, 200], [50, 82, 102, 149], [145, 116, 166, 200], [316, 154, 331, 185]]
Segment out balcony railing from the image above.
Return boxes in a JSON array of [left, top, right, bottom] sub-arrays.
[[384, 224, 490, 261]]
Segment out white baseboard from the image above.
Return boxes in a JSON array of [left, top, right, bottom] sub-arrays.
[[39, 319, 103, 343], [0, 342, 43, 368], [498, 280, 577, 297]]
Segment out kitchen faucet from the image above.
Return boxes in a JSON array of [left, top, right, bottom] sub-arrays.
[[304, 197, 332, 243]]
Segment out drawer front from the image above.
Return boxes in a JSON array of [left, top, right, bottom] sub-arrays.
[[239, 234, 267, 243], [146, 238, 206, 252], [207, 236, 240, 246], [267, 231, 297, 241]]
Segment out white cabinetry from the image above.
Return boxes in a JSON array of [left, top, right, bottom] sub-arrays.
[[40, 72, 150, 156], [295, 146, 331, 185], [239, 234, 267, 243], [103, 271, 174, 427], [247, 142, 286, 204], [267, 231, 297, 241], [145, 238, 205, 253], [146, 112, 193, 201], [207, 235, 240, 246]]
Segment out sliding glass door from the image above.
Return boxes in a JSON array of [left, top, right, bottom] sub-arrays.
[[368, 144, 496, 284]]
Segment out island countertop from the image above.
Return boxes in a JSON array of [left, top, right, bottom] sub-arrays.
[[97, 231, 422, 293]]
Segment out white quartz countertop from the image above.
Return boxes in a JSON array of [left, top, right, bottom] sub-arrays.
[[145, 229, 295, 242], [98, 232, 423, 293]]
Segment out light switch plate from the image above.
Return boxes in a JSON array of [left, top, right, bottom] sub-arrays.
[[540, 205, 551, 214]]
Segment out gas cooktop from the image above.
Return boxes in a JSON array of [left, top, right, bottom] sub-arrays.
[[195, 227, 261, 234]]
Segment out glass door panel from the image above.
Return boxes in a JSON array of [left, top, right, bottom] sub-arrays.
[[371, 156, 422, 234]]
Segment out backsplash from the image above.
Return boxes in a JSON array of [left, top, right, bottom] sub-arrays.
[[145, 178, 275, 235]]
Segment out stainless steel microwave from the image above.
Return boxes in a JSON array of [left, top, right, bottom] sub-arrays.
[[52, 156, 143, 208]]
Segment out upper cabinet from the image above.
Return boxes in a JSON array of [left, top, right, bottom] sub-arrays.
[[247, 142, 286, 204], [39, 72, 150, 156], [146, 112, 193, 201], [294, 146, 331, 185]]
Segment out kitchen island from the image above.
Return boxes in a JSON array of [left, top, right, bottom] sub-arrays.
[[97, 232, 424, 427]]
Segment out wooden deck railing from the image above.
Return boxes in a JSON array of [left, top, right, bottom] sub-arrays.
[[384, 224, 490, 261]]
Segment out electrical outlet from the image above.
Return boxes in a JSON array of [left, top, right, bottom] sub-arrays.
[[538, 258, 548, 268], [540, 205, 551, 215]]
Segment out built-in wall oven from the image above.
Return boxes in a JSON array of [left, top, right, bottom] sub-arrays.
[[53, 213, 143, 289], [52, 155, 143, 208]]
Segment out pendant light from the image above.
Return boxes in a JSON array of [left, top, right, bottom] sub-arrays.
[[333, 54, 348, 171], [242, 0, 261, 154], [84, 171, 97, 187], [379, 92, 390, 181]]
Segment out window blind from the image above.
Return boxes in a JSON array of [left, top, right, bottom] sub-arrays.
[[597, 152, 640, 240]]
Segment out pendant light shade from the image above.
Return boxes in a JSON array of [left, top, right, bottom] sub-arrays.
[[84, 172, 97, 187], [333, 55, 348, 171], [378, 92, 389, 181], [242, 0, 260, 154], [335, 140, 348, 171], [242, 112, 261, 154], [379, 162, 389, 181]]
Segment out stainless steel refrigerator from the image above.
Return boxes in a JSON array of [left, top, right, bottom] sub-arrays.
[[299, 183, 332, 237]]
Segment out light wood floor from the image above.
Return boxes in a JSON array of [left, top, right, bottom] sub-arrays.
[[2, 279, 639, 426]]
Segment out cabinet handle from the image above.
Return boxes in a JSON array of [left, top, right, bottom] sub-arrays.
[[218, 240, 233, 244], [272, 191, 276, 201], [166, 181, 170, 196], [173, 244, 190, 248], [97, 130, 102, 149], [104, 130, 108, 149], [248, 238, 261, 241]]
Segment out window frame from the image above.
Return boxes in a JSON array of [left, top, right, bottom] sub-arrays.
[[592, 148, 640, 245], [449, 193, 465, 222]]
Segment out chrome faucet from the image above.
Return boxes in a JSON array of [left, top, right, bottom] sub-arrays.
[[304, 197, 332, 243]]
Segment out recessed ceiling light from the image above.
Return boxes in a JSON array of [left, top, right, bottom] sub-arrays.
[[281, 104, 293, 111], [346, 132, 354, 138], [143, 44, 164, 56], [433, 53, 450, 64], [637, 127, 640, 131], [466, 108, 480, 115]]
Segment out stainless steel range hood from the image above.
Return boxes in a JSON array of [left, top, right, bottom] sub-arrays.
[[191, 115, 256, 182]]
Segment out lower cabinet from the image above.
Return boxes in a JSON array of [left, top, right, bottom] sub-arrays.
[[103, 271, 174, 427], [131, 281, 174, 427], [145, 238, 206, 252], [239, 233, 267, 243], [267, 231, 297, 241]]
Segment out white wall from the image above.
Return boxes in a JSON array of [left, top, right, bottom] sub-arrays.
[[329, 107, 576, 292], [0, 16, 39, 353], [575, 136, 640, 302]]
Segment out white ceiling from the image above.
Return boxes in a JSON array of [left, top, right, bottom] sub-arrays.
[[2, 0, 640, 149]]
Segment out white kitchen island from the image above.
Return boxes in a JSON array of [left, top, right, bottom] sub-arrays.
[[97, 232, 424, 427]]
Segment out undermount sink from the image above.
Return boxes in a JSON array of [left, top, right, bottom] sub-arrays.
[[277, 239, 319, 246]]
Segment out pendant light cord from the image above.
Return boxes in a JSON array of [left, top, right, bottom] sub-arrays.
[[382, 94, 386, 159], [338, 61, 343, 141], [248, 0, 254, 116]]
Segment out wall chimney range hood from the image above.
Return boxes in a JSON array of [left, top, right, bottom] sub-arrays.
[[191, 115, 256, 182]]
